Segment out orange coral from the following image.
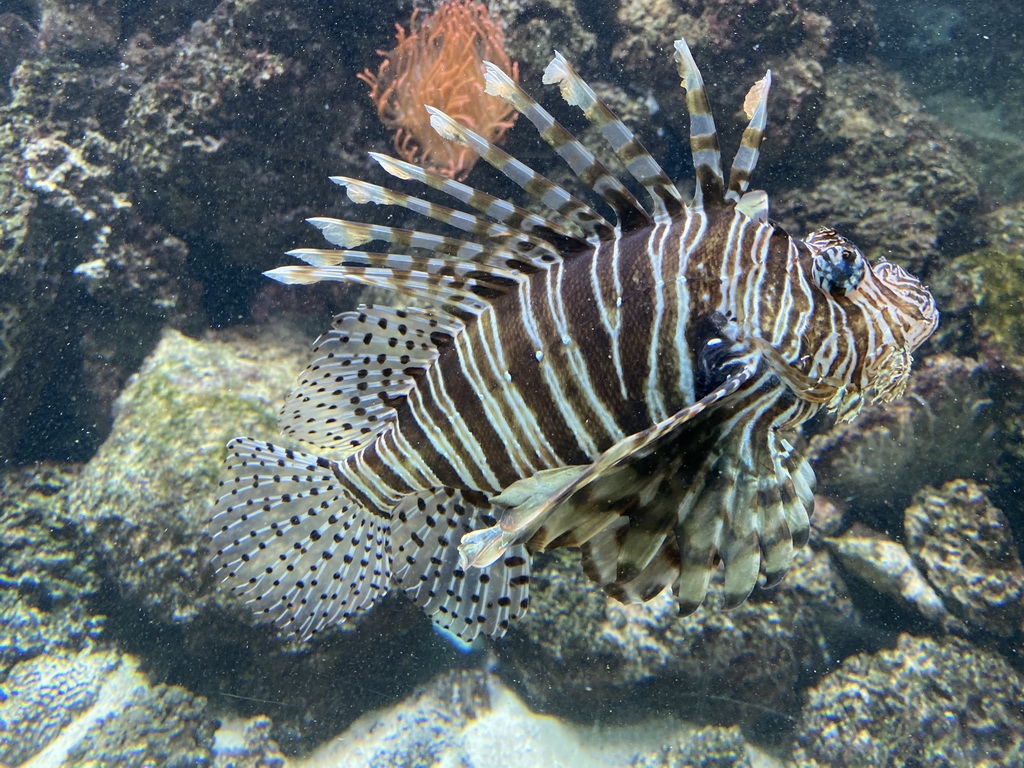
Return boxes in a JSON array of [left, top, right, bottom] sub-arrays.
[[358, 0, 518, 181]]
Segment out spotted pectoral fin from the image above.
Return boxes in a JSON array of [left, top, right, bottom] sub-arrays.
[[390, 488, 530, 640], [458, 355, 759, 570]]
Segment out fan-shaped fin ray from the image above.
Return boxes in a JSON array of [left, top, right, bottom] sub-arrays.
[[280, 306, 460, 455], [208, 439, 390, 641]]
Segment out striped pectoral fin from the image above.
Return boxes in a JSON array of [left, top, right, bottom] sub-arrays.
[[752, 433, 814, 591], [674, 417, 817, 615], [569, 394, 815, 614], [390, 488, 530, 640], [459, 357, 760, 572], [208, 438, 391, 641], [579, 479, 684, 606]]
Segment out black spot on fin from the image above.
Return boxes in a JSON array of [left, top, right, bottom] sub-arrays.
[[389, 488, 530, 640], [280, 306, 463, 455]]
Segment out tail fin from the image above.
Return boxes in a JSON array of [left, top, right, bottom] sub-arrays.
[[208, 438, 391, 640]]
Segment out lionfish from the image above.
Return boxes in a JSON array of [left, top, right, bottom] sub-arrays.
[[209, 40, 938, 641]]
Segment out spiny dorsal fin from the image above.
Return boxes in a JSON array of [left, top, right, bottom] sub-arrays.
[[330, 175, 564, 268], [673, 38, 726, 208], [481, 61, 653, 233], [390, 488, 530, 640], [543, 52, 686, 222], [209, 438, 390, 640], [727, 71, 772, 204], [279, 306, 462, 455], [370, 153, 588, 254], [426, 105, 615, 241], [283, 248, 524, 288]]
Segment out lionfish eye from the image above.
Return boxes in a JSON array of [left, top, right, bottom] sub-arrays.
[[808, 230, 867, 298]]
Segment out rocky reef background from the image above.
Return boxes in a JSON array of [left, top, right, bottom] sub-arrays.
[[1, 0, 1023, 765]]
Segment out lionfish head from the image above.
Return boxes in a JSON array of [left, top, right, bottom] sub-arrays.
[[805, 228, 939, 417]]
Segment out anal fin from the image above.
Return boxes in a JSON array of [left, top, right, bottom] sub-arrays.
[[390, 488, 530, 640]]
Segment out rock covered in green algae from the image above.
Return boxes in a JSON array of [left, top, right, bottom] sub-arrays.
[[61, 324, 447, 753], [905, 480, 1024, 638], [933, 203, 1024, 359], [0, 464, 102, 666], [65, 325, 307, 628], [938, 247, 1024, 358], [0, 646, 216, 767], [498, 544, 857, 729], [793, 634, 1024, 767]]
